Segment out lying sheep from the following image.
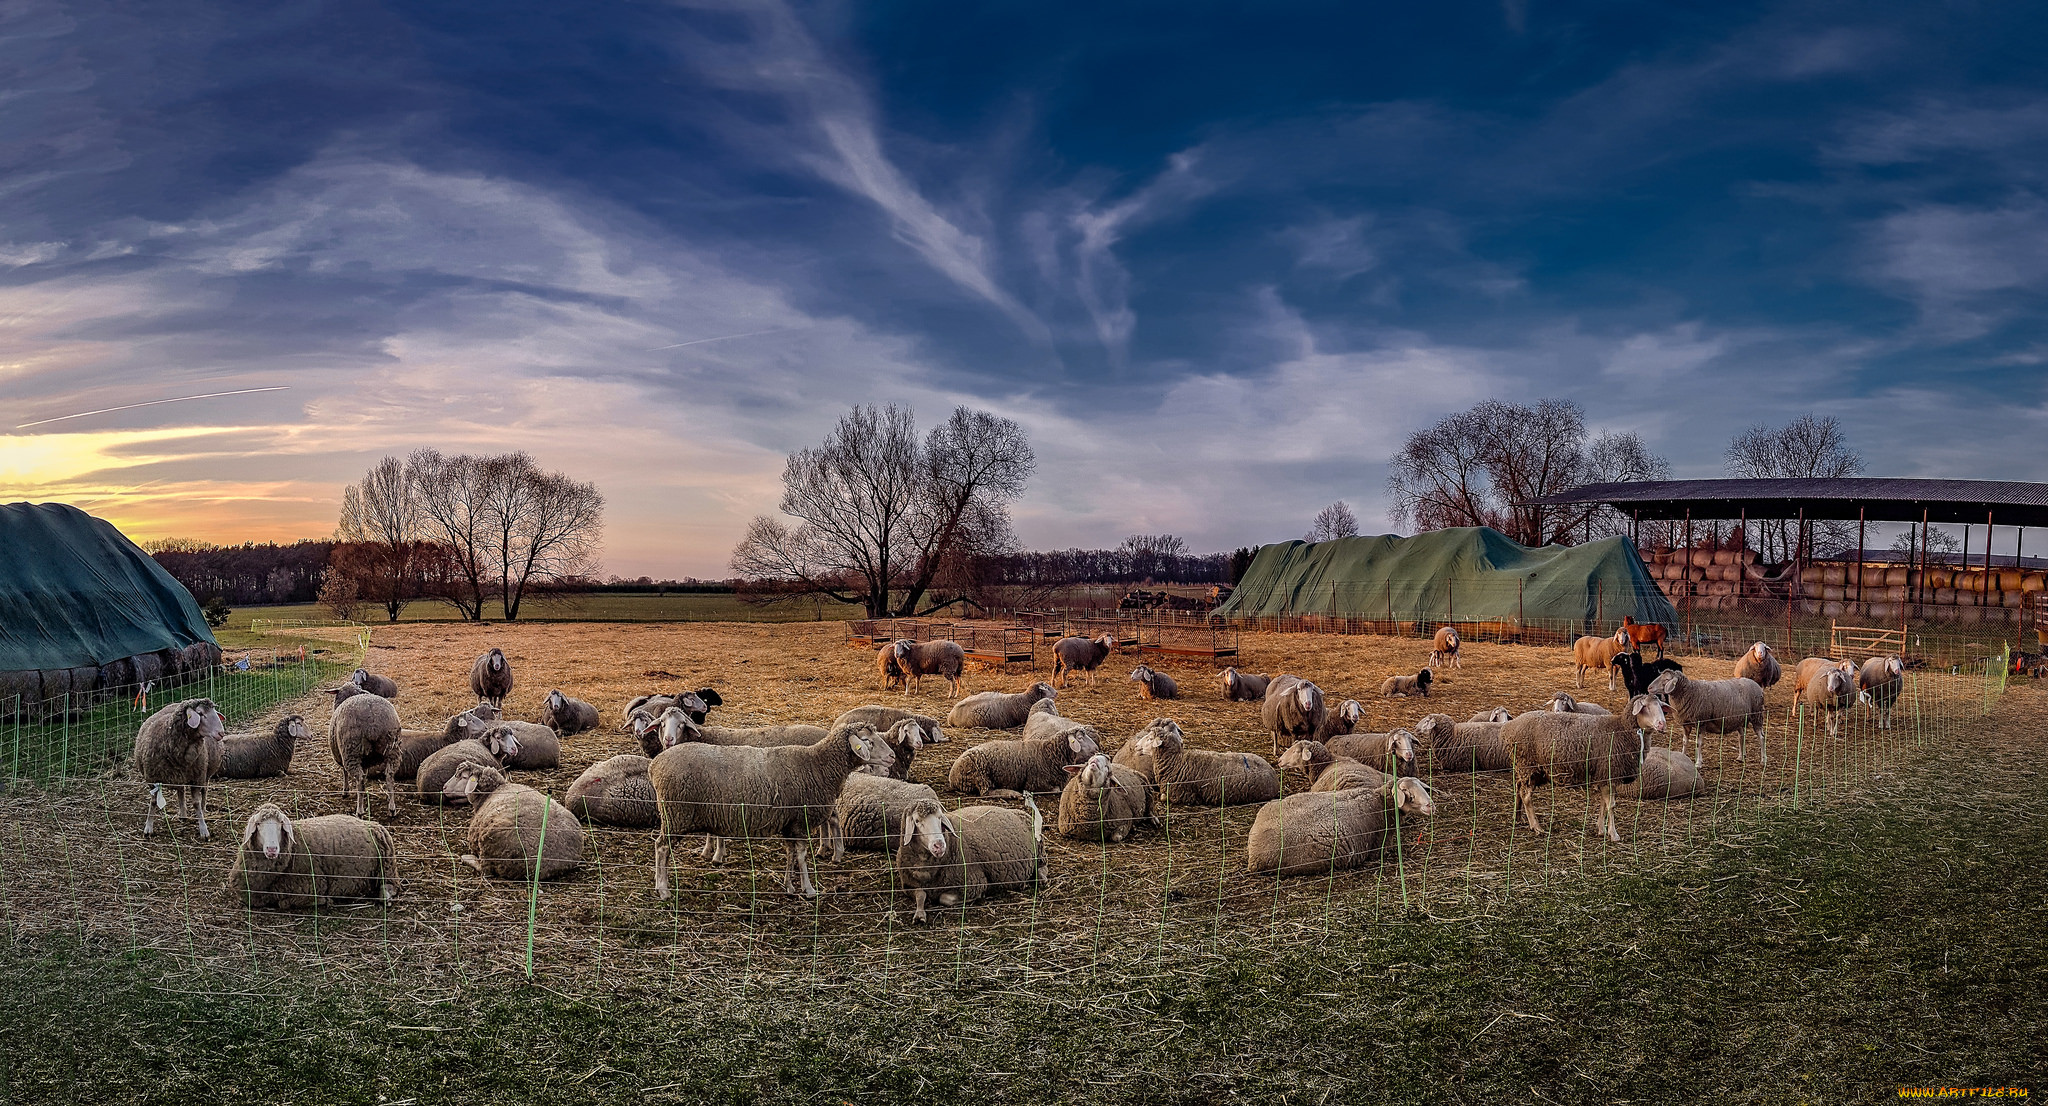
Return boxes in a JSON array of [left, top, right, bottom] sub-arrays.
[[1430, 626, 1461, 669], [623, 688, 721, 729], [1052, 633, 1117, 688], [1056, 753, 1153, 843], [1548, 693, 1612, 716], [470, 647, 514, 708], [1278, 740, 1388, 794], [417, 731, 519, 804], [1617, 747, 1703, 800], [1313, 699, 1365, 743], [218, 714, 305, 779], [826, 774, 942, 860], [1797, 663, 1857, 739], [349, 668, 399, 699], [889, 639, 967, 696], [894, 794, 1045, 923], [1414, 713, 1513, 773], [948, 722, 1099, 799], [1260, 675, 1326, 757], [481, 720, 561, 770], [1503, 693, 1666, 843], [134, 698, 226, 839], [1245, 778, 1437, 878], [445, 763, 584, 881], [564, 754, 660, 828], [944, 682, 1056, 730], [1613, 653, 1685, 698], [650, 723, 896, 898], [835, 705, 946, 744], [1324, 729, 1419, 779], [1379, 669, 1433, 698], [1647, 669, 1768, 768], [1129, 719, 1280, 807], [1792, 657, 1858, 699], [1128, 665, 1178, 700], [1857, 656, 1905, 730], [391, 703, 504, 781], [1221, 668, 1271, 702], [1470, 707, 1512, 723], [1573, 629, 1636, 691], [223, 803, 398, 909], [1733, 642, 1782, 690], [541, 690, 601, 736]]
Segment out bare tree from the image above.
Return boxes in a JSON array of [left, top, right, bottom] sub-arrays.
[[338, 456, 422, 621], [1724, 414, 1864, 562], [895, 407, 1035, 616], [408, 450, 495, 620], [1305, 501, 1360, 543], [479, 453, 604, 620]]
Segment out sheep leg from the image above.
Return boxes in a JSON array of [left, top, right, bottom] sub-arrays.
[[784, 839, 820, 899], [194, 786, 211, 842], [909, 887, 929, 923], [1756, 720, 1767, 765], [1599, 785, 1621, 844], [1607, 665, 1618, 692], [653, 839, 672, 899], [142, 789, 159, 837], [1576, 664, 1586, 689], [383, 759, 398, 816], [1516, 778, 1545, 835]]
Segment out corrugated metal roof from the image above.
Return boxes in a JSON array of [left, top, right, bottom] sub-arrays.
[[1526, 478, 2048, 527]]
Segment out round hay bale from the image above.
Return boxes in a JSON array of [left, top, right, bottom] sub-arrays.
[[2023, 574, 2046, 594], [1885, 567, 1910, 588], [1706, 581, 1735, 597], [1999, 570, 2027, 591], [1711, 550, 1737, 566]]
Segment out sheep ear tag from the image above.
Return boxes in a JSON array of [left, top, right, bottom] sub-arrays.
[[185, 707, 203, 728]]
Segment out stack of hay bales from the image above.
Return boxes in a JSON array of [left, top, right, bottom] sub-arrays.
[[1796, 562, 2046, 622], [1636, 547, 1765, 612]]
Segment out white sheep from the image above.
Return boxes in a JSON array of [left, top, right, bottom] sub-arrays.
[[1324, 728, 1419, 779], [1430, 626, 1461, 669], [1856, 656, 1905, 730], [825, 774, 942, 861], [481, 720, 561, 770], [1414, 713, 1513, 773], [1646, 669, 1768, 768], [944, 682, 1056, 730], [1056, 753, 1153, 842], [445, 762, 585, 881], [1313, 699, 1365, 743], [1245, 778, 1437, 878], [1379, 669, 1433, 698], [541, 690, 601, 736], [1792, 657, 1858, 700], [1503, 693, 1667, 843], [1797, 663, 1857, 739], [416, 730, 520, 804], [1277, 740, 1389, 794], [1733, 642, 1782, 689], [470, 647, 514, 708], [1052, 633, 1117, 688], [1221, 668, 1272, 702], [894, 794, 1045, 923], [1128, 664, 1179, 700], [1573, 629, 1636, 691], [1548, 693, 1613, 716], [1260, 675, 1326, 757], [834, 705, 947, 744], [133, 698, 226, 839], [349, 668, 399, 699], [564, 754, 659, 828], [1129, 718, 1280, 807], [217, 714, 305, 779], [947, 721, 1099, 799], [1617, 747, 1704, 800], [223, 803, 399, 908]]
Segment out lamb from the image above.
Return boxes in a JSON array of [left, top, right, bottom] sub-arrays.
[[1797, 663, 1857, 739], [348, 668, 399, 699], [417, 731, 520, 804], [223, 804, 399, 909], [480, 720, 561, 770], [469, 647, 514, 708], [888, 638, 966, 695], [1503, 693, 1667, 843], [1857, 656, 1905, 730], [1051, 633, 1117, 688], [1647, 669, 1767, 768], [1277, 740, 1389, 794], [947, 723, 1100, 799], [1733, 642, 1782, 689], [944, 682, 1056, 730], [650, 722, 896, 898], [444, 763, 584, 881], [1429, 626, 1461, 669], [328, 692, 403, 818], [1245, 777, 1437, 878], [1414, 713, 1514, 773], [1573, 629, 1636, 691], [564, 754, 660, 828], [1379, 669, 1433, 697], [1324, 728, 1419, 779], [1128, 665, 1179, 700], [894, 794, 1045, 923], [1313, 699, 1365, 743], [1792, 656, 1858, 699], [1613, 653, 1685, 698], [1548, 693, 1613, 716], [133, 698, 226, 839], [540, 690, 601, 736], [1617, 747, 1704, 800], [1056, 753, 1153, 842], [217, 714, 306, 779], [1221, 668, 1272, 702], [1260, 675, 1326, 756], [825, 774, 942, 860], [835, 705, 947, 744], [1128, 718, 1281, 806]]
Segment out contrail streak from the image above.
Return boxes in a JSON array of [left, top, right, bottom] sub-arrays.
[[644, 327, 794, 352], [14, 387, 291, 429]]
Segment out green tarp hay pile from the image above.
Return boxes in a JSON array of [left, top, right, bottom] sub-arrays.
[[1212, 527, 1677, 629]]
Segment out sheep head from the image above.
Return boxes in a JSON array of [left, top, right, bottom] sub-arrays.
[[283, 715, 310, 741], [842, 725, 896, 774], [1293, 681, 1321, 713], [1064, 730, 1100, 763], [1277, 740, 1329, 778], [1646, 669, 1685, 698], [656, 707, 701, 749], [351, 668, 372, 686], [1131, 719, 1183, 756], [487, 650, 505, 672], [891, 639, 915, 660], [1391, 777, 1437, 817], [1336, 699, 1363, 728], [1128, 666, 1152, 684], [1414, 714, 1453, 744], [240, 803, 296, 861], [1626, 694, 1669, 733], [1388, 729, 1418, 775], [889, 719, 928, 751], [546, 690, 566, 713], [1064, 753, 1115, 790], [183, 701, 225, 742], [1549, 694, 1578, 713], [444, 761, 505, 805], [1750, 642, 1772, 662], [900, 799, 950, 859], [483, 726, 522, 762]]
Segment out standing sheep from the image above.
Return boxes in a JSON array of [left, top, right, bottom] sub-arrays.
[[650, 723, 896, 899], [888, 639, 967, 696], [1503, 693, 1667, 843], [134, 698, 226, 839], [1573, 629, 1636, 691], [1797, 664, 1858, 739], [1647, 670, 1768, 768], [1128, 719, 1281, 807], [217, 714, 306, 779], [1733, 642, 1782, 689], [1051, 633, 1117, 688], [1414, 713, 1514, 773], [835, 705, 947, 745], [1792, 657, 1858, 699], [1857, 656, 1905, 730], [541, 690, 601, 736], [1429, 626, 1461, 669], [894, 795, 1045, 923], [564, 754, 660, 828], [1245, 778, 1437, 878], [1379, 669, 1433, 698], [349, 668, 399, 699], [825, 774, 943, 860], [223, 804, 398, 909], [1056, 753, 1153, 843], [1221, 668, 1272, 702], [948, 723, 1099, 799], [1127, 665, 1179, 700], [329, 692, 403, 819], [875, 643, 907, 692], [470, 647, 514, 708], [1278, 740, 1388, 794], [1617, 747, 1704, 800], [944, 682, 1056, 730], [444, 762, 584, 881], [1260, 675, 1327, 757]]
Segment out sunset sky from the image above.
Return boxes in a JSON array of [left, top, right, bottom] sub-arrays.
[[5, 1, 2046, 577]]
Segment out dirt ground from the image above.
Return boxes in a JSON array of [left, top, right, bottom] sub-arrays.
[[0, 620, 1998, 993]]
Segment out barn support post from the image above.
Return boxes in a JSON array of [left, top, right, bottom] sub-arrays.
[[1737, 507, 1747, 602], [1961, 524, 1971, 613], [1985, 509, 1995, 609], [2019, 526, 2029, 653], [1682, 509, 1693, 619], [1857, 507, 1867, 607], [1917, 508, 1930, 616]]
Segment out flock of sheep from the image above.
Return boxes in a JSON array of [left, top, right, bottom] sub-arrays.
[[123, 622, 1911, 922]]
